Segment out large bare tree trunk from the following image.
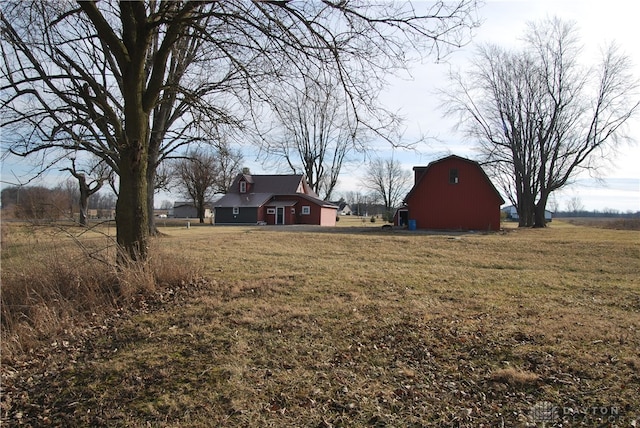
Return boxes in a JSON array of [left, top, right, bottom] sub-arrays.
[[116, 84, 150, 261], [534, 194, 549, 228], [117, 142, 149, 262], [197, 195, 206, 224], [79, 190, 89, 226], [517, 202, 533, 227]]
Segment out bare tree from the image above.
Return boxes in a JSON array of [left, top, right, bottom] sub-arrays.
[[212, 138, 244, 194], [265, 75, 363, 200], [57, 179, 80, 219], [442, 17, 639, 227], [566, 196, 584, 215], [2, 0, 479, 261], [171, 144, 242, 222], [361, 157, 412, 220], [172, 149, 219, 224], [61, 157, 113, 226]]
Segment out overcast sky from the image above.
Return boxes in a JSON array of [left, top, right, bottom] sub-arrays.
[[2, 1, 638, 212], [324, 0, 640, 212]]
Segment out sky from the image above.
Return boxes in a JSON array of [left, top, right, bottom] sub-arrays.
[[356, 0, 640, 212], [2, 1, 639, 213], [236, 0, 639, 212]]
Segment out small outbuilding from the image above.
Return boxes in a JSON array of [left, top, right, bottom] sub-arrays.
[[395, 155, 505, 231], [172, 201, 214, 219], [502, 205, 552, 222]]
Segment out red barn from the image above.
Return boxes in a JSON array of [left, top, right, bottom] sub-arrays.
[[396, 155, 504, 231]]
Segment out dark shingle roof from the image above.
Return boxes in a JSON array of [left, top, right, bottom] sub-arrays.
[[229, 174, 318, 197], [214, 193, 273, 208], [215, 173, 336, 209]]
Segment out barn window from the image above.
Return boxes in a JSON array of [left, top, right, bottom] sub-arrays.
[[232, 207, 239, 215], [301, 206, 311, 215], [449, 168, 459, 184], [239, 181, 247, 193], [266, 208, 276, 214], [291, 208, 295, 214]]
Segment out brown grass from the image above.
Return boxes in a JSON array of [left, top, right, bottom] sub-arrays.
[[489, 367, 540, 386], [1, 222, 203, 360], [562, 217, 640, 230], [1, 220, 639, 426]]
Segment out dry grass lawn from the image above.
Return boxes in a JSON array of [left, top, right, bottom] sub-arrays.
[[1, 219, 639, 426]]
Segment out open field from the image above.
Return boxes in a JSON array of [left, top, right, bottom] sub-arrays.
[[1, 220, 639, 426], [559, 217, 640, 231]]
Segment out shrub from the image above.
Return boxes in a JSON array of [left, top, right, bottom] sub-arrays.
[[0, 225, 203, 362]]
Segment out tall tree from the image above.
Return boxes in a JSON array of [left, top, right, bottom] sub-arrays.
[[361, 157, 412, 219], [172, 149, 219, 224], [61, 157, 113, 226], [211, 137, 244, 194], [172, 143, 243, 223], [2, 0, 479, 260], [265, 75, 362, 200], [443, 17, 639, 227]]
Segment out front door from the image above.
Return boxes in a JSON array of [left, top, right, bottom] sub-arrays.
[[399, 209, 409, 227], [276, 206, 285, 225]]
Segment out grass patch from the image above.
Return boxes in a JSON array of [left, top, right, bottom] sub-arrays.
[[1, 220, 639, 426], [488, 367, 540, 386], [562, 217, 640, 230], [1, 222, 203, 360]]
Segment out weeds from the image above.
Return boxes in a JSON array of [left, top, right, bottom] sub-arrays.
[[1, 221, 639, 426], [1, 223, 203, 362]]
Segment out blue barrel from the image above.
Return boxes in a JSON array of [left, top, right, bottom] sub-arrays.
[[408, 219, 417, 230]]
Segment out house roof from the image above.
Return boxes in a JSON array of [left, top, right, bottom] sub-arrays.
[[267, 200, 298, 207], [292, 193, 338, 208], [214, 193, 274, 208], [330, 201, 351, 211], [173, 200, 217, 208], [215, 173, 337, 209], [230, 174, 318, 197], [404, 155, 505, 204]]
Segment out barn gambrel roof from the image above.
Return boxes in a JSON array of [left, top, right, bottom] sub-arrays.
[[404, 155, 505, 205]]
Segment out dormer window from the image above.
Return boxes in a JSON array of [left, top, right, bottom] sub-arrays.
[[449, 168, 459, 184], [239, 180, 247, 193]]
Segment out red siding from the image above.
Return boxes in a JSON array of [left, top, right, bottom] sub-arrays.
[[266, 195, 336, 226], [406, 157, 502, 231]]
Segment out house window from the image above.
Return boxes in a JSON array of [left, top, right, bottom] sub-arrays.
[[449, 168, 459, 184], [239, 181, 246, 193], [291, 208, 295, 214], [266, 208, 276, 215], [301, 206, 311, 215], [232, 207, 239, 215]]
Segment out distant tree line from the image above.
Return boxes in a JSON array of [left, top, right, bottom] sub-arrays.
[[553, 210, 639, 218], [1, 185, 116, 221]]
